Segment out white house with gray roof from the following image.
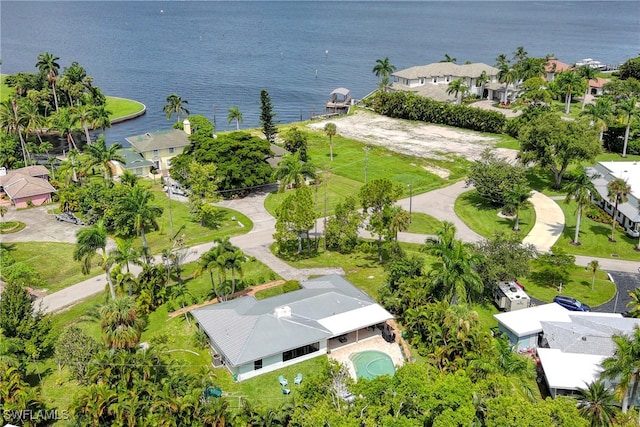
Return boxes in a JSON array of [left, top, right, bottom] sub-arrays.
[[191, 275, 393, 381], [587, 161, 640, 235], [391, 62, 501, 102]]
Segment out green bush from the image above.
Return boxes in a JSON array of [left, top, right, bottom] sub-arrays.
[[282, 280, 301, 293], [373, 91, 506, 133]]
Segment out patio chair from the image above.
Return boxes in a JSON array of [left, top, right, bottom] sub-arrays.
[[278, 375, 288, 387], [294, 373, 303, 385], [282, 387, 291, 395]]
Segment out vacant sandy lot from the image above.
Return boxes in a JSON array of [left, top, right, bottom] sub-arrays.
[[307, 110, 518, 165]]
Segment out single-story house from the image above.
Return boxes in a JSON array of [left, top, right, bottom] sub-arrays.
[[587, 161, 640, 234], [109, 149, 155, 179], [390, 62, 500, 102], [191, 274, 394, 382], [0, 165, 56, 208], [125, 120, 192, 175]]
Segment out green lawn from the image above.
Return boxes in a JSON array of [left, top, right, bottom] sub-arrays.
[[0, 76, 11, 102], [407, 212, 443, 235], [454, 190, 535, 239], [553, 200, 640, 261], [105, 96, 146, 120], [519, 264, 616, 307]]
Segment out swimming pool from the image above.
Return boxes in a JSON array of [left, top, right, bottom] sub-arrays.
[[349, 350, 395, 380]]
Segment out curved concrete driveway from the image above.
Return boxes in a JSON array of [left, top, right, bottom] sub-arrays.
[[521, 191, 565, 253]]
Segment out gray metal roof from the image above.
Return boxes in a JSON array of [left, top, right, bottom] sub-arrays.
[[191, 274, 392, 366], [588, 163, 640, 223]]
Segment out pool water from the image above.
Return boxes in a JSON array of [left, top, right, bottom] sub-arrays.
[[349, 350, 395, 380]]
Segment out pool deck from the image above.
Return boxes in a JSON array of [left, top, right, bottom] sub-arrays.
[[328, 333, 405, 380]]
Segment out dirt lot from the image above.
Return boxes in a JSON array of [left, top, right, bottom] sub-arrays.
[[307, 109, 518, 166]]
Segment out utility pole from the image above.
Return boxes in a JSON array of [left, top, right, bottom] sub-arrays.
[[323, 171, 328, 251], [212, 104, 217, 134], [408, 183, 412, 224], [364, 146, 370, 184]]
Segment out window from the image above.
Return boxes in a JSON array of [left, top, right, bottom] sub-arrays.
[[168, 147, 175, 154], [283, 342, 320, 362], [254, 359, 263, 370], [432, 77, 437, 83], [152, 149, 160, 156]]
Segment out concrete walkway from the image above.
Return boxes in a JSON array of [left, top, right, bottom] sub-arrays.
[[522, 191, 565, 253]]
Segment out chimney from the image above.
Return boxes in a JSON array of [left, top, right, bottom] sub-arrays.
[[274, 306, 291, 318], [183, 119, 191, 135]]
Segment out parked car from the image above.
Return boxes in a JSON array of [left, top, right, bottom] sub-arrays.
[[163, 185, 189, 197], [54, 212, 85, 226], [553, 295, 591, 312]]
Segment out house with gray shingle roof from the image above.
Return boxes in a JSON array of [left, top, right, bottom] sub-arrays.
[[125, 120, 192, 176], [0, 165, 56, 208], [391, 62, 501, 102], [109, 149, 155, 178], [191, 274, 394, 381]]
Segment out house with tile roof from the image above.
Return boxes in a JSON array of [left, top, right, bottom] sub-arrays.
[[125, 120, 192, 176], [0, 165, 56, 208], [587, 161, 640, 235], [191, 274, 394, 381], [544, 58, 573, 82], [390, 62, 501, 102]]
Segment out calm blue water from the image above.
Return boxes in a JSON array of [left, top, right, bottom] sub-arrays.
[[2, 1, 639, 144]]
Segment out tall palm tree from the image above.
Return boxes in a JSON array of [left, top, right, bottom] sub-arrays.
[[35, 52, 60, 112], [578, 65, 599, 111], [0, 98, 30, 165], [163, 93, 189, 123], [21, 98, 47, 146], [90, 104, 112, 133], [227, 106, 243, 130], [273, 151, 317, 192], [84, 135, 125, 182], [498, 66, 518, 104], [503, 185, 532, 231], [75, 104, 94, 144], [582, 97, 614, 142], [50, 107, 80, 151], [576, 379, 617, 427], [447, 79, 468, 104], [600, 329, 640, 413], [440, 53, 457, 63], [616, 96, 639, 158], [74, 220, 116, 298], [556, 70, 585, 114], [564, 167, 600, 245], [98, 297, 145, 350], [196, 245, 227, 301], [372, 57, 396, 92], [323, 122, 337, 161], [109, 238, 141, 295], [606, 178, 631, 242], [223, 248, 246, 296], [115, 185, 163, 255], [512, 46, 528, 62], [495, 53, 510, 70]]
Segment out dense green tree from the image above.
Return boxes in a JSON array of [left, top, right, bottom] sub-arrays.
[[84, 135, 124, 182], [619, 56, 640, 80], [99, 297, 145, 350], [606, 177, 631, 242], [474, 232, 536, 284], [519, 77, 553, 106], [534, 249, 575, 288], [282, 126, 308, 161], [260, 89, 278, 143], [54, 326, 101, 383], [582, 96, 614, 142], [360, 178, 403, 262], [227, 105, 243, 130], [564, 166, 600, 245], [273, 151, 316, 193], [0, 362, 49, 426], [113, 185, 163, 255], [555, 70, 585, 114], [274, 186, 316, 255], [518, 112, 601, 189], [163, 93, 189, 123], [467, 149, 528, 207]]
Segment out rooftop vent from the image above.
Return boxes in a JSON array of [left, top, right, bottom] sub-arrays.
[[274, 306, 291, 318]]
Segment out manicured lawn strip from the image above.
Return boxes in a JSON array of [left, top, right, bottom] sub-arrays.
[[0, 75, 12, 102], [407, 213, 442, 235], [105, 96, 146, 120], [454, 190, 535, 239], [0, 221, 26, 233], [491, 133, 520, 150], [472, 302, 500, 330], [553, 200, 640, 261], [519, 265, 615, 307], [0, 241, 102, 293]]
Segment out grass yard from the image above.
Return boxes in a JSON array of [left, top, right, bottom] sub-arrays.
[[0, 75, 12, 102], [407, 212, 443, 235], [520, 264, 615, 307], [105, 96, 146, 120], [454, 190, 535, 239], [553, 200, 640, 261], [0, 241, 102, 293]]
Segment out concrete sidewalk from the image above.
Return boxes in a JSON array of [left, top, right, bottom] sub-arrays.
[[522, 191, 565, 252]]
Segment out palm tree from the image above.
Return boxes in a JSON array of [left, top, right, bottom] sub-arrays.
[[0, 98, 29, 165], [74, 220, 116, 298], [564, 167, 600, 245], [273, 151, 317, 192], [163, 94, 189, 123], [385, 205, 411, 239], [626, 289, 640, 318], [582, 97, 614, 142], [50, 107, 80, 151], [440, 53, 457, 63], [576, 380, 617, 427], [503, 185, 532, 231], [227, 106, 243, 130], [35, 52, 60, 112], [556, 70, 584, 114], [98, 297, 145, 350], [495, 53, 510, 70], [0, 206, 7, 223], [587, 260, 600, 291], [109, 238, 141, 296], [223, 248, 246, 296], [21, 98, 47, 146], [115, 185, 163, 255], [616, 96, 639, 158], [498, 66, 518, 104], [84, 135, 125, 182], [196, 245, 227, 301], [600, 329, 640, 413], [447, 79, 468, 104], [512, 46, 528, 62], [324, 122, 337, 161], [372, 57, 396, 92], [90, 104, 112, 133], [578, 65, 599, 111], [606, 178, 631, 242]]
